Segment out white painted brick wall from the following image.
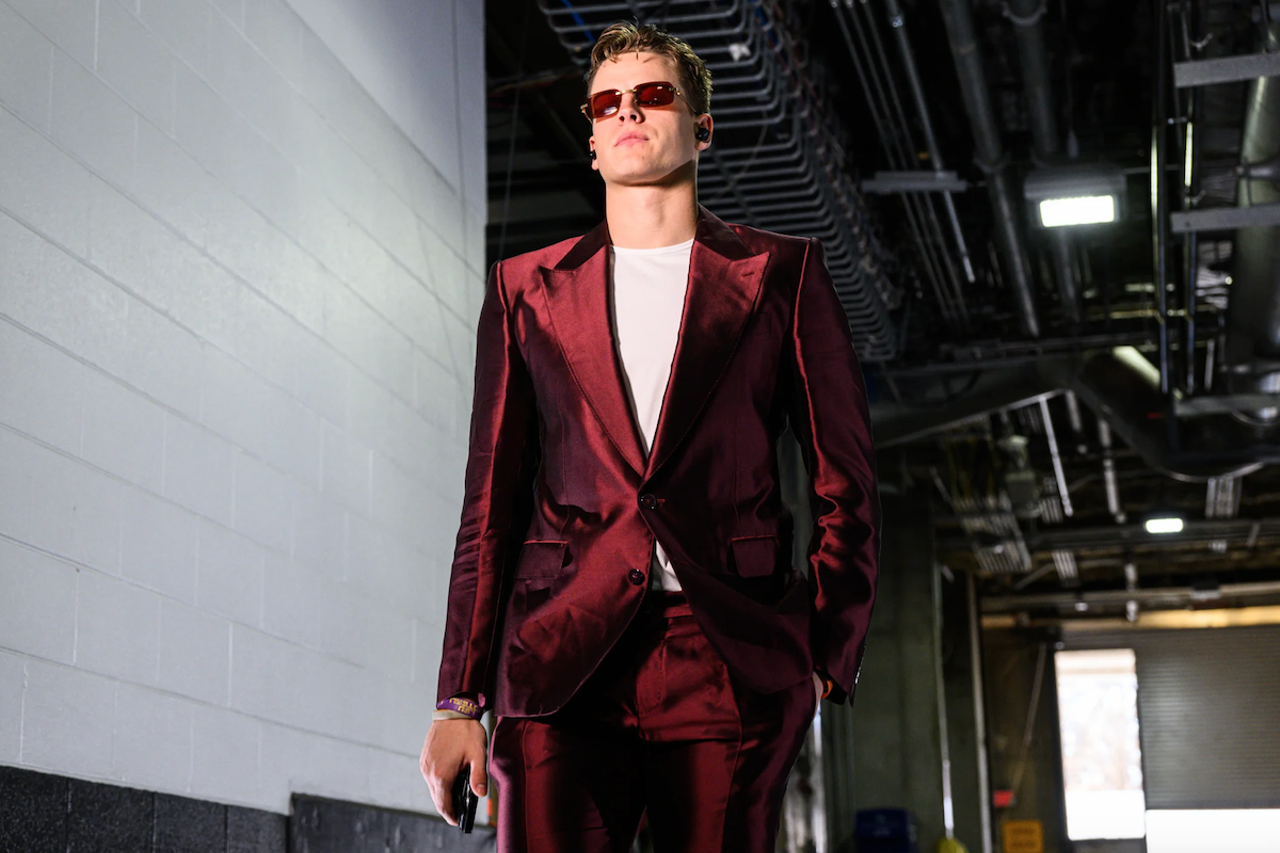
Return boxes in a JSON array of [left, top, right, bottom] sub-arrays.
[[0, 0, 484, 816], [112, 681, 196, 793], [74, 570, 163, 684], [20, 659, 118, 779], [0, 652, 26, 764], [0, 540, 79, 664]]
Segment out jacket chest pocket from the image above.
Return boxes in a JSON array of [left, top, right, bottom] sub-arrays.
[[514, 540, 570, 579], [728, 534, 783, 578]]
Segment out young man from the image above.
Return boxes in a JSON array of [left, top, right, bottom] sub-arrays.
[[421, 22, 880, 852]]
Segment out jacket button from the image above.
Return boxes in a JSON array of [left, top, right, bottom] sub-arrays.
[[628, 569, 645, 585], [639, 493, 657, 510]]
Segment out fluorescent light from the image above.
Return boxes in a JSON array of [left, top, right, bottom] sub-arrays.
[[1145, 516, 1184, 534], [1183, 121, 1194, 187], [1039, 195, 1117, 227], [1024, 162, 1126, 227]]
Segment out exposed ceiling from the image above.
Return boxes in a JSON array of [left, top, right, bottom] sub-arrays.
[[484, 0, 1280, 625]]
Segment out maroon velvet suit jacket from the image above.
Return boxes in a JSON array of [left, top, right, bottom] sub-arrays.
[[436, 205, 880, 719]]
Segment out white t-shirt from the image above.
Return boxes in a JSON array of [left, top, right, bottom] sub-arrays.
[[608, 237, 694, 592]]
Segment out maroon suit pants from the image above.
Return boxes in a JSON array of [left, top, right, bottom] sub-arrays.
[[488, 589, 818, 853]]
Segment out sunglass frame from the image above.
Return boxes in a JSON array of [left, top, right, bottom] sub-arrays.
[[579, 81, 691, 121]]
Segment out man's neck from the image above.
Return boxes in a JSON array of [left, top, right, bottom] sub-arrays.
[[605, 183, 699, 249]]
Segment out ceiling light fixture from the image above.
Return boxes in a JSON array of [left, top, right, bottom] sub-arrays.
[[1144, 516, 1185, 535], [1038, 195, 1117, 227], [1024, 162, 1126, 228]]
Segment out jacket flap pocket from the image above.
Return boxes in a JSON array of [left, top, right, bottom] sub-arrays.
[[729, 534, 780, 578], [514, 540, 570, 579]]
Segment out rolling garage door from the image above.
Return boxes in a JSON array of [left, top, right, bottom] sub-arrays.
[[1064, 624, 1280, 810]]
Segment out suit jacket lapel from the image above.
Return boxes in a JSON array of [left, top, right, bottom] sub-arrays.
[[539, 221, 650, 478], [538, 206, 770, 483], [644, 206, 770, 481]]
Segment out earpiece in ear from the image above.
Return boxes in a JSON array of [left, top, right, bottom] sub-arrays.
[[590, 149, 597, 160], [695, 126, 710, 142]]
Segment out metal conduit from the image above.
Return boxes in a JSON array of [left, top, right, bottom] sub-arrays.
[[937, 0, 1042, 338], [538, 0, 902, 360], [1006, 0, 1082, 324], [881, 0, 977, 288], [843, 0, 970, 330], [831, 2, 960, 329]]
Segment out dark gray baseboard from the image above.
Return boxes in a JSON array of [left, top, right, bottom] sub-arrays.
[[0, 765, 496, 852], [0, 764, 285, 852]]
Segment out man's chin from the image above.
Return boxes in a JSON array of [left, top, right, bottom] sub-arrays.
[[604, 163, 693, 188]]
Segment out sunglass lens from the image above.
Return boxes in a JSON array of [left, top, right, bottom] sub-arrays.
[[635, 83, 674, 106], [590, 91, 621, 119]]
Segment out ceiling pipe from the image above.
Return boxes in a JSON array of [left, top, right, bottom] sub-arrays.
[[1097, 419, 1127, 524], [1006, 0, 1082, 324], [1151, 0, 1173, 398], [937, 0, 1042, 338]]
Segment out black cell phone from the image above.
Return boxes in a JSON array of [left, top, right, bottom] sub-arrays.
[[452, 763, 479, 833]]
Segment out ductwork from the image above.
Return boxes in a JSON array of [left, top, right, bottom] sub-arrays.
[[1058, 350, 1262, 481], [1006, 0, 1081, 324], [874, 347, 1264, 480], [872, 364, 1063, 447], [937, 0, 1041, 338], [1224, 21, 1280, 417]]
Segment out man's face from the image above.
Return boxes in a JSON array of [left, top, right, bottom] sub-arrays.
[[587, 51, 711, 186]]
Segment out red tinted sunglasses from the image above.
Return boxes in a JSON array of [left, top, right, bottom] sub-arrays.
[[580, 81, 692, 121]]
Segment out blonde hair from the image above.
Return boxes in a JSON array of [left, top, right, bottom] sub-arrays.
[[585, 22, 713, 116]]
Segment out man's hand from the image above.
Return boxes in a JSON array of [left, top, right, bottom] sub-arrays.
[[420, 718, 489, 825], [812, 671, 823, 710]]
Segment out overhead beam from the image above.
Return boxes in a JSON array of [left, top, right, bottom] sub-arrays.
[[1175, 393, 1280, 417], [1170, 203, 1280, 232], [1026, 517, 1280, 552], [940, 518, 1280, 555], [879, 331, 1155, 378], [982, 579, 1280, 612], [1173, 51, 1280, 88], [861, 171, 970, 194]]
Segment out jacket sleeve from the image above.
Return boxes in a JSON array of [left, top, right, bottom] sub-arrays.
[[785, 238, 881, 705], [436, 260, 540, 711]]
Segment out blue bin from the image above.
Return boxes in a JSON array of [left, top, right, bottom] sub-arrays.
[[854, 808, 918, 853]]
